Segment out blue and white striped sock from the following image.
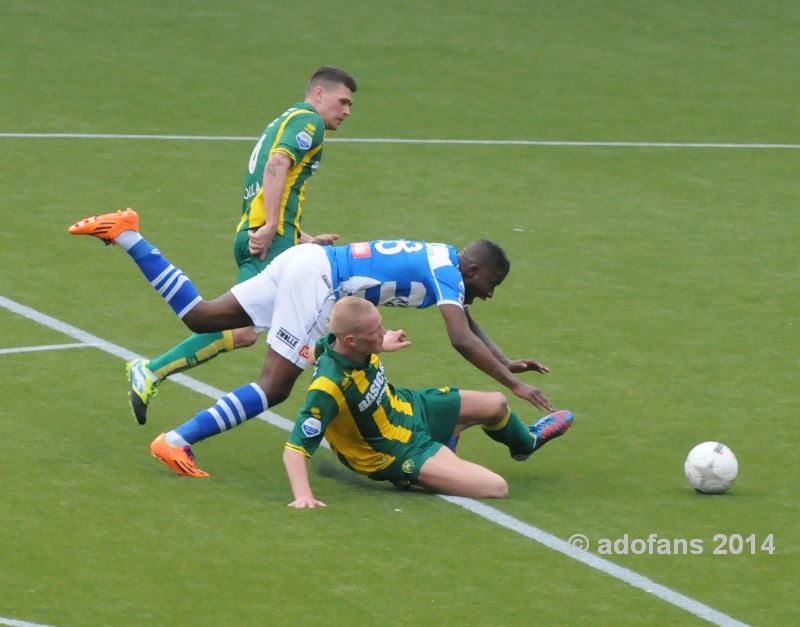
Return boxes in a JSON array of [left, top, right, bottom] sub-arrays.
[[167, 383, 268, 446], [121, 235, 202, 319]]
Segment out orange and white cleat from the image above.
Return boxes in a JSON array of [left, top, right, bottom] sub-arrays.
[[150, 433, 210, 478], [68, 208, 139, 245]]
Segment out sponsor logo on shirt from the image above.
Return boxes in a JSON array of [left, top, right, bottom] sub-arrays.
[[301, 416, 322, 437], [276, 327, 299, 349], [350, 242, 372, 258], [296, 130, 313, 150], [357, 366, 386, 412], [243, 182, 261, 201]]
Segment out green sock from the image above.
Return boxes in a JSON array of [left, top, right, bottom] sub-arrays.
[[482, 409, 535, 458], [147, 330, 234, 380]]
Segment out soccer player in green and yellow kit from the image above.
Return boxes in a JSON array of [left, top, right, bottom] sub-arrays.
[[284, 297, 574, 507], [125, 66, 357, 425]]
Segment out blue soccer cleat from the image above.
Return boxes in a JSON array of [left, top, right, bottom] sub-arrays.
[[513, 409, 574, 461]]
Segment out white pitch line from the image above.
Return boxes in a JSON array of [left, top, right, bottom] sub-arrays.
[[0, 342, 101, 355], [0, 132, 798, 150], [0, 617, 58, 627], [0, 294, 748, 627], [440, 496, 748, 627], [0, 295, 296, 435]]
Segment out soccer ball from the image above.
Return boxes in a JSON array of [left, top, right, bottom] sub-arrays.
[[684, 441, 738, 494]]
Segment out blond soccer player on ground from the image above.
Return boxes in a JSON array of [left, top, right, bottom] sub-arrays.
[[283, 297, 574, 507]]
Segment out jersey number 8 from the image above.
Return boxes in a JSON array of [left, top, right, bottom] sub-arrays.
[[375, 240, 424, 255]]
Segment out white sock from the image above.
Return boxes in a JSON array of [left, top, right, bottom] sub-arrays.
[[116, 230, 143, 251], [165, 431, 190, 448]]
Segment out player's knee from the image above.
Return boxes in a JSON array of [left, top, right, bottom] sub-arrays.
[[481, 391, 509, 426], [486, 475, 509, 499], [491, 392, 509, 418], [232, 326, 259, 348]]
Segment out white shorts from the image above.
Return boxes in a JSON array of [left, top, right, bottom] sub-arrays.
[[230, 244, 336, 369]]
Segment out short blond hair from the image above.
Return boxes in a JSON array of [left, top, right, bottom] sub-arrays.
[[330, 297, 377, 338]]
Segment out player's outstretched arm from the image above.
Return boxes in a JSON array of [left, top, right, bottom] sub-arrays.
[[439, 304, 554, 411], [298, 230, 341, 245], [283, 447, 326, 508], [382, 329, 411, 353], [465, 307, 549, 373]]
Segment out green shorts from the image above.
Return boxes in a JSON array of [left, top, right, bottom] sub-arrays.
[[370, 386, 461, 489], [233, 229, 294, 283]]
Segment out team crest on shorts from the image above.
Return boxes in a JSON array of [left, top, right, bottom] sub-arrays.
[[401, 459, 415, 474], [301, 417, 322, 437]]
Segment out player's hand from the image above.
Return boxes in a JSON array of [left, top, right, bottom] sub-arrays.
[[288, 497, 327, 508], [508, 359, 550, 374], [249, 226, 275, 260], [511, 381, 555, 412], [382, 329, 411, 352], [311, 233, 341, 246]]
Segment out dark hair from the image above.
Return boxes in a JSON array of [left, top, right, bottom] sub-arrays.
[[470, 239, 511, 275], [308, 66, 357, 93]]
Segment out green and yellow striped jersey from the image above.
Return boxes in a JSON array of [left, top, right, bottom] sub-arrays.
[[237, 102, 325, 259], [286, 333, 420, 476]]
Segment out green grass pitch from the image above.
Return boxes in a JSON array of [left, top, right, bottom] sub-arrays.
[[1, 1, 798, 625]]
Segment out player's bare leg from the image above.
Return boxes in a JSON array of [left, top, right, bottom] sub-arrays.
[[456, 390, 509, 428], [180, 292, 253, 334], [254, 347, 305, 407], [69, 209, 255, 332], [417, 446, 508, 498], [446, 390, 507, 452]]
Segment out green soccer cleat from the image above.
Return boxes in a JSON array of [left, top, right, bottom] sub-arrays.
[[125, 359, 160, 425]]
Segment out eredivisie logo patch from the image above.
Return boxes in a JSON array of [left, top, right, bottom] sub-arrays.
[[295, 131, 313, 150], [301, 417, 322, 437], [350, 242, 372, 258]]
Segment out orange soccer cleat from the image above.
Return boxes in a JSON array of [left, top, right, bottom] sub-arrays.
[[68, 208, 139, 244], [150, 433, 210, 478]]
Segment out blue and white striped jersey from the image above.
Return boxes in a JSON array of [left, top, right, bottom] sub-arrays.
[[325, 240, 465, 309]]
